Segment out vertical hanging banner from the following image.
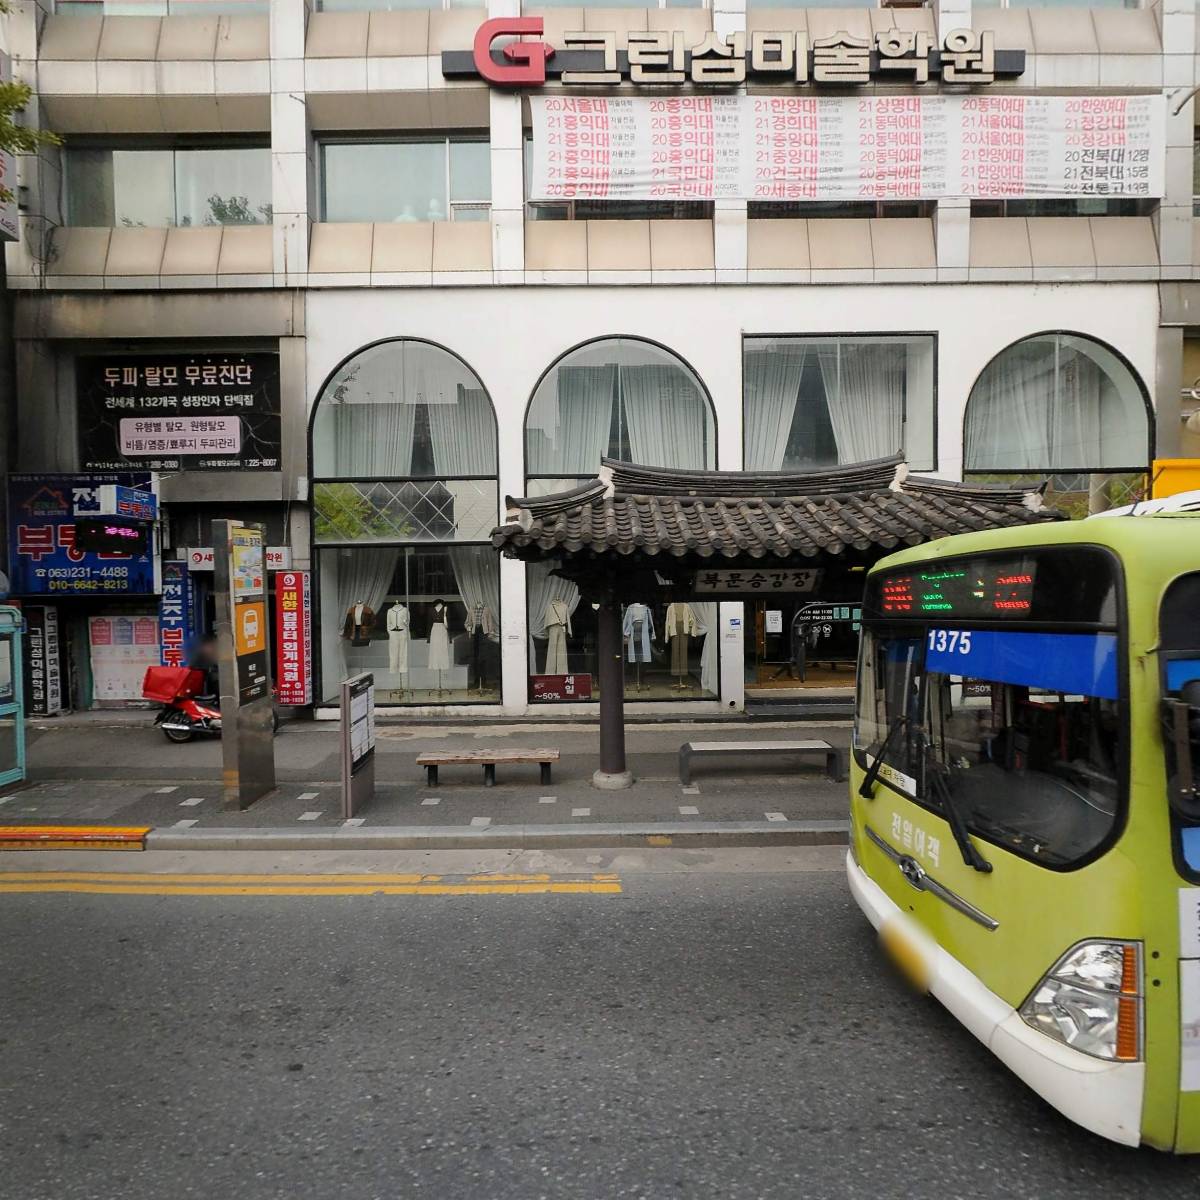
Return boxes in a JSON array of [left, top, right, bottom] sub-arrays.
[[529, 94, 1164, 202], [25, 606, 63, 716], [230, 525, 269, 705], [275, 570, 312, 706], [159, 560, 196, 668]]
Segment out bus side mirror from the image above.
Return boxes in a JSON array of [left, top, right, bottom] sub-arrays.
[[1164, 679, 1200, 821]]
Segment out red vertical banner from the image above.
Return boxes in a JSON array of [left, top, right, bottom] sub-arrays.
[[275, 570, 312, 706]]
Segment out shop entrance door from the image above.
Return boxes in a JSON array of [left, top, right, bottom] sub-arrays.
[[0, 607, 27, 787], [744, 597, 860, 698]]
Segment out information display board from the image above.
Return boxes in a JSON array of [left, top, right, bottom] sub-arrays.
[[878, 560, 1036, 618], [229, 525, 269, 705], [530, 94, 1163, 202]]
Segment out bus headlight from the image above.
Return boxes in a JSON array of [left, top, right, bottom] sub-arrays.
[[1018, 941, 1141, 1062]]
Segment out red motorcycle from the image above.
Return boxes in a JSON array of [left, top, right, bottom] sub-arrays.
[[142, 665, 277, 743]]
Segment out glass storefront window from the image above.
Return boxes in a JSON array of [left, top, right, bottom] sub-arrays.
[[317, 0, 480, 9], [964, 333, 1149, 474], [320, 140, 490, 224], [743, 335, 935, 472], [527, 565, 719, 702], [318, 546, 500, 705], [312, 339, 500, 706], [65, 147, 272, 228], [57, 1, 267, 12]]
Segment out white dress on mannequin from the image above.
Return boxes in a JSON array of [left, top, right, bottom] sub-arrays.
[[543, 598, 572, 674], [427, 602, 451, 672], [387, 604, 410, 674]]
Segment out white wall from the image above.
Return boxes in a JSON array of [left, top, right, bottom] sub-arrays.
[[305, 280, 1161, 716]]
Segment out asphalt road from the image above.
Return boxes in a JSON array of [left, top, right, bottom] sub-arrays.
[[2, 847, 1198, 1200]]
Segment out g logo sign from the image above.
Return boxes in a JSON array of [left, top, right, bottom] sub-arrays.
[[472, 17, 555, 86]]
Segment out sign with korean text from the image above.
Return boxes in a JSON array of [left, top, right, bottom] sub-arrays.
[[695, 568, 822, 595], [531, 673, 594, 703], [445, 23, 1025, 89], [88, 484, 157, 522], [229, 525, 269, 705], [8, 473, 156, 597], [185, 546, 291, 572], [77, 353, 281, 472], [275, 570, 312, 706], [159, 560, 196, 668], [530, 93, 1163, 202], [89, 613, 159, 701], [24, 606, 62, 716]]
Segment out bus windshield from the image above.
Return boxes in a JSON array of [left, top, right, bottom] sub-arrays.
[[856, 548, 1124, 869]]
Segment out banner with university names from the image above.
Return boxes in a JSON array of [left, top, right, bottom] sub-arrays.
[[530, 93, 1164, 203]]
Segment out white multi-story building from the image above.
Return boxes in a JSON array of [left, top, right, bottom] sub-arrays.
[[1, 0, 1196, 716]]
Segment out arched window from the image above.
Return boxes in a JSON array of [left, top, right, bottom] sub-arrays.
[[964, 334, 1150, 475], [524, 337, 715, 495], [310, 340, 500, 707], [523, 338, 719, 703]]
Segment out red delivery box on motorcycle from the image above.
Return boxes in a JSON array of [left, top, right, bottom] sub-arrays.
[[142, 666, 205, 703]]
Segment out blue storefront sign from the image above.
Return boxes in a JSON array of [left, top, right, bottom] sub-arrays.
[[8, 473, 157, 597], [159, 560, 197, 667], [924, 629, 1119, 700]]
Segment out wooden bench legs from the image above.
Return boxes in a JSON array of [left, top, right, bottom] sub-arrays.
[[425, 764, 439, 787], [483, 763, 496, 787], [422, 760, 554, 787], [540, 762, 553, 786]]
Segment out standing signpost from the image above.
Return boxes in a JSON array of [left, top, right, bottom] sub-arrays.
[[213, 519, 275, 810], [341, 672, 375, 819]]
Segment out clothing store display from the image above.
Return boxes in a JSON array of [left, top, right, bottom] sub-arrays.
[[665, 602, 699, 677], [427, 602, 451, 672], [386, 604, 410, 675], [544, 598, 572, 675], [622, 602, 654, 664], [465, 605, 497, 639], [342, 602, 375, 648]]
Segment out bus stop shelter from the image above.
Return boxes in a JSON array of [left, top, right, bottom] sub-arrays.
[[492, 455, 1059, 788]]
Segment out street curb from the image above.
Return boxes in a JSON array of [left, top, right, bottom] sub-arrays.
[[145, 820, 850, 852]]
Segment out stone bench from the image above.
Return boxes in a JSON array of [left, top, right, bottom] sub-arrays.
[[678, 740, 845, 786], [416, 748, 561, 788]]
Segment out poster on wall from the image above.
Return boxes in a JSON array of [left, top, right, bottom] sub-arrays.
[[77, 353, 281, 472], [25, 606, 63, 716], [229, 525, 270, 705], [275, 570, 312, 706], [89, 614, 160, 702], [530, 93, 1164, 202], [8, 473, 156, 597]]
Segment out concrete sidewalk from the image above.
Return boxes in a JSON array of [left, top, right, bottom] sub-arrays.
[[4, 716, 855, 849]]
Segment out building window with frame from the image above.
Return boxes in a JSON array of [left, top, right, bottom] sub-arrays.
[[311, 339, 500, 706], [972, 0, 1135, 8], [971, 199, 1154, 218], [320, 139, 490, 224], [65, 144, 272, 228], [743, 335, 935, 473], [749, 201, 934, 219], [56, 1, 266, 13]]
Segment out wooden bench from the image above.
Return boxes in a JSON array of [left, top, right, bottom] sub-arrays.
[[679, 740, 845, 786], [417, 748, 560, 788]]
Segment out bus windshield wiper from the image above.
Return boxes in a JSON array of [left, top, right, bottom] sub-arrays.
[[924, 750, 993, 874], [858, 717, 907, 799]]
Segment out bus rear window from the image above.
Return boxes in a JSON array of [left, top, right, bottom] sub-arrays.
[[1160, 571, 1200, 880]]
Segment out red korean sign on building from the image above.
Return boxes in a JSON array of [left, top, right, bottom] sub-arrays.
[[531, 673, 593, 703], [275, 570, 312, 706]]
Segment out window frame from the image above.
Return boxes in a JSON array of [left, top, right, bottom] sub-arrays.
[[740, 330, 938, 474], [317, 134, 491, 225]]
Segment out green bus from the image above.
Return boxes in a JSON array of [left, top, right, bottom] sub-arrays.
[[848, 511, 1200, 1151]]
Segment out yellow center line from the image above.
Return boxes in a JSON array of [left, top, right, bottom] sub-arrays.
[[0, 881, 623, 897]]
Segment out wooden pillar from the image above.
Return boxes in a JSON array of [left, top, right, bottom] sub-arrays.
[[593, 593, 633, 790]]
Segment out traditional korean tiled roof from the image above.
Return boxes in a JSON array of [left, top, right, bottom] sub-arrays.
[[493, 456, 1059, 562]]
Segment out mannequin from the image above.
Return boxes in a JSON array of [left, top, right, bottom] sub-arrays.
[[466, 603, 497, 692], [622, 602, 654, 693], [427, 600, 451, 679], [664, 602, 700, 689], [386, 603, 410, 685], [342, 602, 375, 648], [543, 598, 572, 675]]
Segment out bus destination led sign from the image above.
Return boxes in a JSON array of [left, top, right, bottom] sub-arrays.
[[878, 560, 1036, 619]]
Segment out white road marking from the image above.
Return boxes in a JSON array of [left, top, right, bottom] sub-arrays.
[[155, 786, 178, 794], [298, 792, 320, 801], [539, 796, 557, 804], [0, 798, 10, 806], [421, 797, 441, 806], [765, 812, 788, 822], [682, 785, 700, 795], [342, 818, 365, 827], [173, 819, 198, 829], [470, 816, 491, 828], [679, 805, 699, 816], [572, 807, 591, 818], [180, 797, 204, 807], [298, 811, 322, 821]]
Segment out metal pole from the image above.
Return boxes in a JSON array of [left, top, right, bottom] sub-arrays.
[[593, 595, 633, 790]]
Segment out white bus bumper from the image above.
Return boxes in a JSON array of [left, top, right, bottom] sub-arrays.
[[846, 849, 1145, 1147]]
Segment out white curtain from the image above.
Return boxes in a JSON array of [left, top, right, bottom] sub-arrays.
[[818, 344, 905, 464], [427, 386, 496, 477], [449, 546, 500, 627], [964, 341, 1059, 471], [528, 365, 615, 475], [744, 349, 803, 471], [1050, 347, 1106, 471], [320, 548, 399, 700], [621, 365, 709, 469], [321, 354, 417, 478], [694, 602, 719, 698], [526, 563, 581, 671]]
